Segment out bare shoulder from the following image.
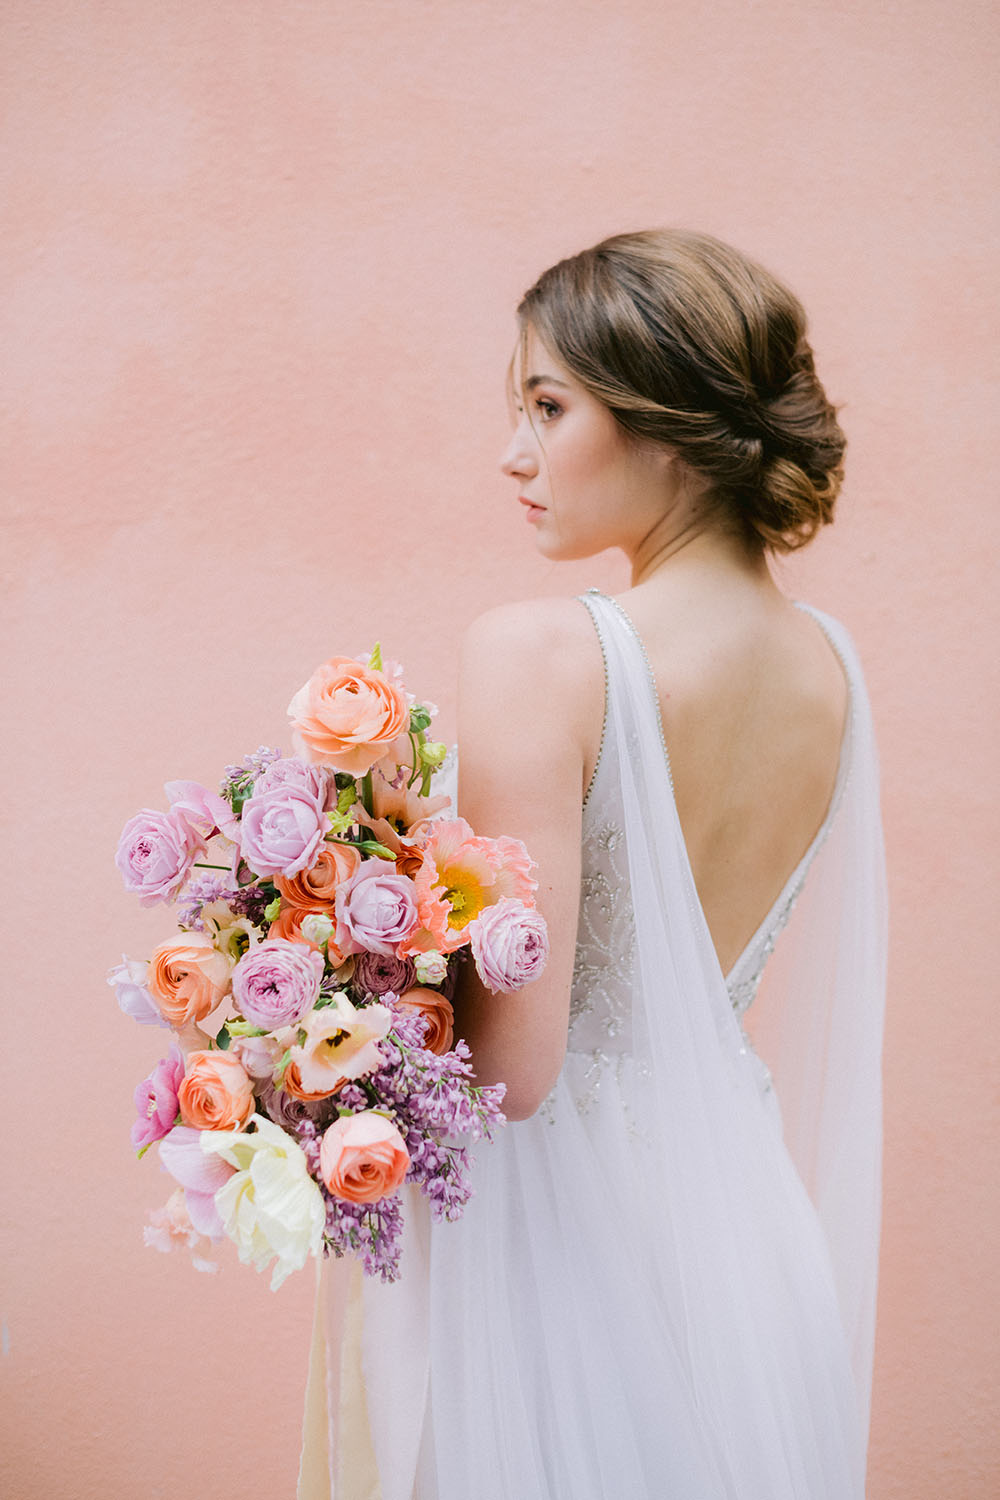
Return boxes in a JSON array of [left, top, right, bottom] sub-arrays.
[[458, 595, 605, 808], [460, 594, 602, 716]]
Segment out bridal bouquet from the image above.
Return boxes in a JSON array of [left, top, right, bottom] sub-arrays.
[[111, 642, 549, 1288]]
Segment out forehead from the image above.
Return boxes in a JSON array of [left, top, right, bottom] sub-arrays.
[[512, 326, 575, 390]]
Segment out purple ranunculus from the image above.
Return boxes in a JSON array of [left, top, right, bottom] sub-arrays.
[[131, 1044, 185, 1150], [466, 897, 550, 993], [238, 783, 327, 878], [258, 1079, 334, 1133], [231, 939, 325, 1030], [115, 808, 200, 907], [353, 950, 417, 997], [107, 955, 170, 1028], [334, 861, 419, 958], [253, 756, 336, 809]]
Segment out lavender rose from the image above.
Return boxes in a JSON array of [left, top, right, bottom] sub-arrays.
[[333, 861, 419, 958], [353, 950, 416, 997], [253, 756, 335, 809], [116, 808, 200, 907], [238, 784, 328, 878], [232, 938, 325, 1030], [466, 896, 550, 993]]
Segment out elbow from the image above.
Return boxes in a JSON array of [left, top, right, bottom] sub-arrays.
[[498, 1066, 562, 1123]]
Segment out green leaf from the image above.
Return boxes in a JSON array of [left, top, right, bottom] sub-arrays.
[[215, 1025, 231, 1051]]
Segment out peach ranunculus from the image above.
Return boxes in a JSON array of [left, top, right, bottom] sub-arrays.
[[288, 995, 393, 1095], [398, 817, 539, 957], [178, 1050, 255, 1131], [395, 986, 455, 1056], [276, 843, 362, 908], [319, 1111, 410, 1204], [147, 934, 231, 1028], [287, 656, 410, 776]]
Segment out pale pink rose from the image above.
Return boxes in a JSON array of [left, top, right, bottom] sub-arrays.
[[132, 1044, 185, 1150], [177, 1050, 255, 1131], [319, 1111, 410, 1204], [229, 1033, 285, 1080], [165, 779, 240, 844], [333, 860, 419, 957], [147, 934, 231, 1028], [238, 784, 328, 879], [115, 808, 200, 907], [289, 995, 393, 1094], [158, 1125, 236, 1237], [287, 656, 411, 776], [466, 896, 550, 993], [232, 938, 324, 1030]]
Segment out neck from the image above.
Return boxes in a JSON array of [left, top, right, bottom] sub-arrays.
[[628, 512, 771, 591]]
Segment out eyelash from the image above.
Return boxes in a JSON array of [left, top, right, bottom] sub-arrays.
[[514, 397, 562, 422]]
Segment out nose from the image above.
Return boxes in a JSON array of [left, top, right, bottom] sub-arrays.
[[499, 415, 539, 480]]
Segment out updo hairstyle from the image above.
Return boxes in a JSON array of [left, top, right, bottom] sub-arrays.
[[515, 228, 846, 553]]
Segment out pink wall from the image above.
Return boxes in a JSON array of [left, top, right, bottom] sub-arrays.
[[2, 3, 997, 1495]]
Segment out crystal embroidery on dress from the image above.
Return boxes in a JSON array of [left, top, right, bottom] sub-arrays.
[[541, 587, 854, 1124]]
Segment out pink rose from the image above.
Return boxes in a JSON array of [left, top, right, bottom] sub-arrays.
[[319, 1111, 410, 1204], [238, 784, 328, 879], [466, 896, 550, 993], [115, 808, 200, 907], [333, 860, 419, 957], [231, 938, 324, 1030], [131, 1044, 185, 1150], [253, 756, 336, 808]]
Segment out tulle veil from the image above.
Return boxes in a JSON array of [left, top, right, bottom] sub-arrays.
[[297, 592, 886, 1500]]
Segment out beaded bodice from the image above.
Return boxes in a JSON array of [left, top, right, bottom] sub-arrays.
[[563, 588, 852, 1085]]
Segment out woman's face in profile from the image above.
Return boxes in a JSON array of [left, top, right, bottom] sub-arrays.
[[500, 328, 677, 562]]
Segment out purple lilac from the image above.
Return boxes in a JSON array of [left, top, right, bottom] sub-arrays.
[[175, 874, 241, 931], [220, 746, 283, 794]]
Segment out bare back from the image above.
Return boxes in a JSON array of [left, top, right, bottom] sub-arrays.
[[574, 572, 849, 978]]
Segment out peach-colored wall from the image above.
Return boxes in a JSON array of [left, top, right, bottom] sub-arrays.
[[2, 3, 997, 1495]]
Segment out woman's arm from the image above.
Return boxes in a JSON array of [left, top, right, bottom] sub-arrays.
[[450, 598, 589, 1121]]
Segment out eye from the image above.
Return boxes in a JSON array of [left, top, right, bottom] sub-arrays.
[[535, 398, 561, 422]]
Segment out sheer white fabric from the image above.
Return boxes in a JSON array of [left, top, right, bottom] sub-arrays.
[[298, 588, 887, 1500]]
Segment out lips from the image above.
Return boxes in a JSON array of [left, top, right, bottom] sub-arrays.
[[519, 497, 545, 510]]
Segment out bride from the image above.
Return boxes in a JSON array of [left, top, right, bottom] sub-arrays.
[[299, 228, 887, 1500]]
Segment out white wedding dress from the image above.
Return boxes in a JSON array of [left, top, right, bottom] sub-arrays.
[[298, 587, 887, 1500]]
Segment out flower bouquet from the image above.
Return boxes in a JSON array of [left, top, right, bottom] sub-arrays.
[[111, 642, 549, 1288]]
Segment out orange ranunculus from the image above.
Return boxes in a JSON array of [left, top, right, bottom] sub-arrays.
[[282, 1059, 346, 1103], [319, 1111, 410, 1204], [396, 986, 454, 1055], [147, 935, 231, 1028], [276, 844, 362, 908], [177, 1051, 255, 1131], [287, 657, 410, 776]]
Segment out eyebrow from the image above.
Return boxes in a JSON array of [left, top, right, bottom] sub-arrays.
[[523, 374, 571, 391]]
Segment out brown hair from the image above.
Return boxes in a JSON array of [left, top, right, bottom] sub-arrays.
[[514, 228, 846, 552]]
